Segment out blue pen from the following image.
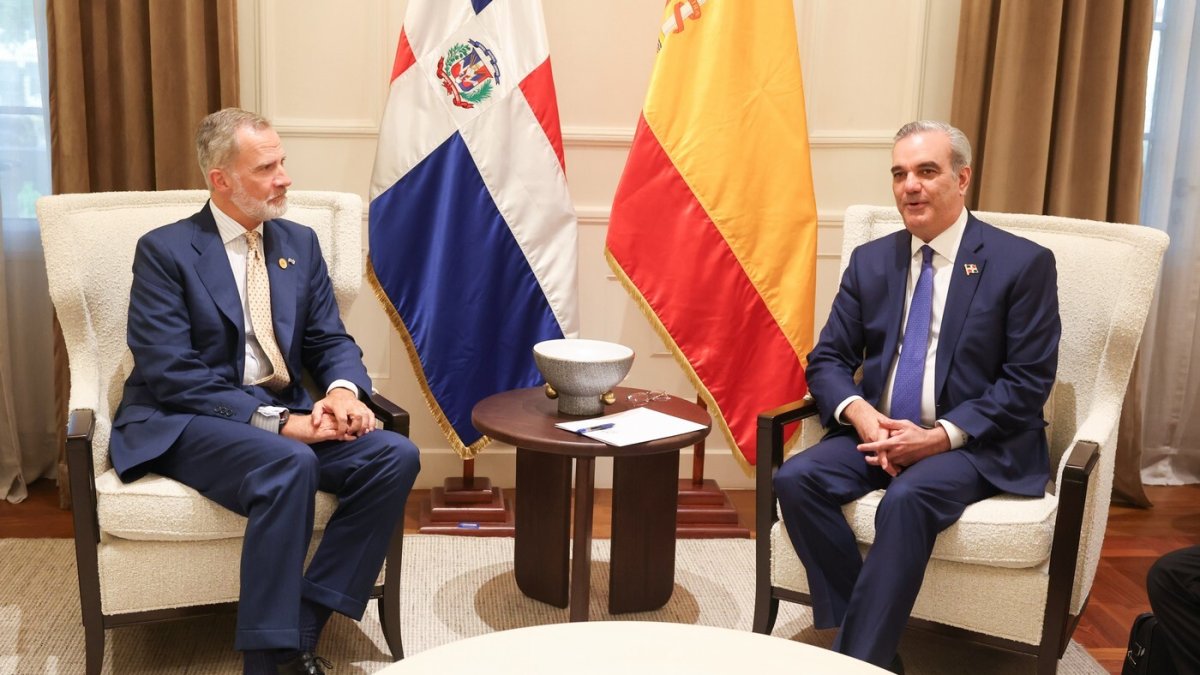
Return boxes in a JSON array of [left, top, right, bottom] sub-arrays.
[[574, 422, 615, 435]]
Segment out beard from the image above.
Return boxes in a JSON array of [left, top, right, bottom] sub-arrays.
[[230, 175, 288, 222]]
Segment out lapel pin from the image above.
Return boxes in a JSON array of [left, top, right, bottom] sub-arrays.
[[288, 257, 296, 265], [278, 258, 288, 269], [964, 263, 979, 276]]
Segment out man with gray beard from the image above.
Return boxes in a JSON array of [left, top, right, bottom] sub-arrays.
[[110, 108, 420, 674]]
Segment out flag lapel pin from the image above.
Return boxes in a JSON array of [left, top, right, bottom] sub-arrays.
[[964, 263, 979, 276]]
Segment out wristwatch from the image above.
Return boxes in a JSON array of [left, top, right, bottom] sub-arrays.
[[277, 409, 290, 433]]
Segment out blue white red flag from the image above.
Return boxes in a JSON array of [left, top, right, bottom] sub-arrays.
[[369, 0, 579, 457]]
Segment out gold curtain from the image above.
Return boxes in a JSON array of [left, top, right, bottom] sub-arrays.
[[952, 0, 1155, 506], [46, 0, 239, 505]]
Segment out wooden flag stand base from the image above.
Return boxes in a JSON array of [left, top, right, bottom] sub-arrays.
[[418, 459, 515, 536], [676, 398, 750, 538]]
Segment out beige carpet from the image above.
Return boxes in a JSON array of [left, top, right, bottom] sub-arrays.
[[0, 537, 1104, 674]]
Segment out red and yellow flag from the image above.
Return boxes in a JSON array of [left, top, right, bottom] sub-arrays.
[[605, 0, 817, 468]]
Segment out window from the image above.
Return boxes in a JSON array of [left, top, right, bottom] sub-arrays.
[[1142, 0, 1166, 166], [0, 0, 51, 223]]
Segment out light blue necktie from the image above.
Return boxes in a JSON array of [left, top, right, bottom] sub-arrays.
[[891, 245, 934, 424]]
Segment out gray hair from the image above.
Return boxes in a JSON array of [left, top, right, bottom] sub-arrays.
[[195, 108, 272, 189], [894, 120, 972, 173]]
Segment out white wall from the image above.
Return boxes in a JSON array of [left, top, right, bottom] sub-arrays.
[[237, 0, 962, 489]]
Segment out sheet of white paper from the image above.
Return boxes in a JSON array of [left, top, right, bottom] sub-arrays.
[[554, 406, 707, 447]]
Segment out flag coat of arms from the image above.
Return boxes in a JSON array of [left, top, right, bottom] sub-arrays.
[[606, 0, 817, 467], [369, 0, 579, 457]]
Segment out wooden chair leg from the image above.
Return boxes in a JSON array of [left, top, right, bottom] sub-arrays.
[[83, 618, 104, 675], [753, 593, 780, 635], [66, 411, 105, 674], [1034, 654, 1057, 675], [380, 519, 405, 660]]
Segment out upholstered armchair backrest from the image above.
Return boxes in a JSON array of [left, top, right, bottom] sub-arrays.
[[38, 190, 364, 476]]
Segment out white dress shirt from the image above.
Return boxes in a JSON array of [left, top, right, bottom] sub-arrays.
[[835, 208, 970, 449], [210, 203, 357, 432]]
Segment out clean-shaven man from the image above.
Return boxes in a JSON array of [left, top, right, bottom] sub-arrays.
[[774, 120, 1060, 672]]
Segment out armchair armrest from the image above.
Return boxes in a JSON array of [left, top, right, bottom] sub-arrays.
[[754, 398, 819, 633], [364, 392, 410, 659], [367, 391, 410, 437], [66, 409, 97, 543], [1040, 439, 1099, 655], [755, 398, 820, 536], [65, 409, 105, 636]]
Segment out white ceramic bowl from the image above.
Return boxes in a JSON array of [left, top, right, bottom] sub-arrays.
[[532, 339, 635, 415]]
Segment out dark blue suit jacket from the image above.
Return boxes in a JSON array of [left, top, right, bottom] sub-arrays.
[[111, 203, 371, 480], [805, 213, 1060, 497]]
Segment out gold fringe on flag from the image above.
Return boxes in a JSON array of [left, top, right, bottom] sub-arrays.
[[603, 249, 801, 475], [366, 259, 491, 460]]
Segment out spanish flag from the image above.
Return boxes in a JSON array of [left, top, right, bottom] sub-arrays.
[[605, 0, 817, 468]]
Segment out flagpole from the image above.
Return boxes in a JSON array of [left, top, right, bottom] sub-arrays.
[[691, 401, 706, 485], [676, 396, 749, 538]]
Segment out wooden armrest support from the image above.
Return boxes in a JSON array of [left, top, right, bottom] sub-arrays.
[[755, 399, 820, 538], [367, 392, 410, 437], [65, 409, 98, 541], [1061, 439, 1100, 483], [65, 409, 105, 636], [755, 398, 819, 627], [67, 409, 95, 445], [1040, 439, 1099, 655], [758, 398, 820, 434]]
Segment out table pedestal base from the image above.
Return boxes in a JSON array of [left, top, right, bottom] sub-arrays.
[[513, 448, 679, 620]]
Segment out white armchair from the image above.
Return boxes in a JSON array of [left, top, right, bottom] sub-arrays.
[[38, 190, 410, 675], [754, 205, 1168, 674]]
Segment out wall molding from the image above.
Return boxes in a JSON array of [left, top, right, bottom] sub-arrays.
[[413, 445, 754, 490], [576, 206, 849, 227], [275, 123, 381, 138], [256, 0, 389, 133], [563, 125, 899, 150], [807, 131, 895, 149], [576, 206, 610, 225], [264, 124, 900, 149], [563, 126, 636, 147], [237, 1, 262, 111], [914, 0, 933, 119]]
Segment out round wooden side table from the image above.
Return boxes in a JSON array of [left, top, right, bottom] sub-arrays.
[[471, 386, 711, 621]]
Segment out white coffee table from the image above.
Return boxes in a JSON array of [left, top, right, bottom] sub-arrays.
[[379, 621, 889, 674]]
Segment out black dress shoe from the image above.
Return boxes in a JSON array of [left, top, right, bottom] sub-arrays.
[[888, 653, 905, 674], [277, 651, 332, 675]]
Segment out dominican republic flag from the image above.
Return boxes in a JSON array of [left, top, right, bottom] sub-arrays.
[[606, 0, 817, 467], [369, 0, 579, 458]]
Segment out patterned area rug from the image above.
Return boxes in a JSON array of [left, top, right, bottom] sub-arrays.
[[0, 537, 1104, 674]]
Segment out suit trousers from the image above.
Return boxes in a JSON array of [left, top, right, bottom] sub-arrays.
[[146, 414, 421, 651], [773, 432, 998, 667], [1147, 545, 1200, 673]]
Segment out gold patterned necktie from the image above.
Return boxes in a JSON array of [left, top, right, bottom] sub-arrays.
[[244, 230, 291, 390]]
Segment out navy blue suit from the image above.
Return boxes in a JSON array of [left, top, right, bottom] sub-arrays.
[[112, 203, 420, 651], [774, 213, 1059, 666]]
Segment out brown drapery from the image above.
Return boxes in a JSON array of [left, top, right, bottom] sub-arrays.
[[46, 0, 239, 505], [952, 0, 1155, 506]]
